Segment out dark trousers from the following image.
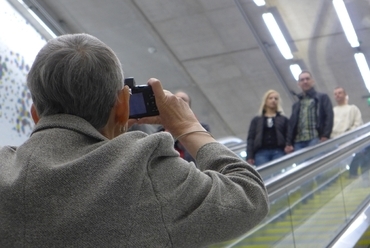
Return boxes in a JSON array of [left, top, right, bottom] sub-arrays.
[[349, 146, 370, 176]]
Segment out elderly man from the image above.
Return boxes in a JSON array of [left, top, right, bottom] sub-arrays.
[[0, 33, 268, 248]]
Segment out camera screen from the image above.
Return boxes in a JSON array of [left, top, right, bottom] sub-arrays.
[[129, 92, 147, 116]]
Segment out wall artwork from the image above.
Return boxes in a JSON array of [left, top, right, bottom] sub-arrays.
[[0, 1, 46, 146]]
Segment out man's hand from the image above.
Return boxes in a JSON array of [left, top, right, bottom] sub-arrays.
[[137, 78, 203, 138], [285, 145, 294, 154]]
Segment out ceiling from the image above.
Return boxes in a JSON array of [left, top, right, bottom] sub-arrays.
[[9, 0, 370, 139]]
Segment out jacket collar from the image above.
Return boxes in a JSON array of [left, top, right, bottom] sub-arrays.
[[31, 114, 107, 141], [298, 87, 317, 99], [261, 111, 281, 116]]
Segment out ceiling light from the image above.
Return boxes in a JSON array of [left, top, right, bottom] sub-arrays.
[[16, 0, 67, 38], [289, 64, 302, 81], [354, 53, 370, 92], [17, 0, 56, 38], [253, 0, 266, 6], [332, 0, 359, 47], [27, 9, 57, 38], [262, 13, 293, 60]]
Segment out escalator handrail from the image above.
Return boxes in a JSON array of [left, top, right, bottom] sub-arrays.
[[233, 122, 370, 180], [265, 131, 370, 201]]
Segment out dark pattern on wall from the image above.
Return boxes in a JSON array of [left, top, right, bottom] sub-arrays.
[[0, 0, 46, 146], [0, 51, 33, 137]]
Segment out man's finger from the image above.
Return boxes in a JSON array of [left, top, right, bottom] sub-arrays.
[[147, 78, 166, 102]]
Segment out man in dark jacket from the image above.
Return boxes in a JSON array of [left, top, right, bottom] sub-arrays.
[[285, 71, 334, 153]]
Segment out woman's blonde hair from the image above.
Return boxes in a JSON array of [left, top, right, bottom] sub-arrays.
[[257, 89, 285, 115]]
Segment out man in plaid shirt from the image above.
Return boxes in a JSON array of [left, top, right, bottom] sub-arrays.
[[285, 71, 334, 153]]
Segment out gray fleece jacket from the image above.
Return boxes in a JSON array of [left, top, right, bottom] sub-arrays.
[[0, 114, 269, 248]]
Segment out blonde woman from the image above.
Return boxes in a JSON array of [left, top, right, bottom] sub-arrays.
[[246, 90, 289, 166]]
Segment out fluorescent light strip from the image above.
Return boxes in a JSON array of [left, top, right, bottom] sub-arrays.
[[17, 0, 57, 38], [289, 64, 302, 81], [27, 9, 57, 38], [262, 13, 293, 60], [333, 0, 359, 47], [253, 0, 266, 6], [354, 53, 370, 92]]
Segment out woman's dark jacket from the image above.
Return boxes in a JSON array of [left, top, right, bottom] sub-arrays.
[[247, 112, 289, 160]]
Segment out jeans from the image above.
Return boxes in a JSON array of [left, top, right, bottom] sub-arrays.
[[254, 148, 285, 166], [294, 137, 320, 152]]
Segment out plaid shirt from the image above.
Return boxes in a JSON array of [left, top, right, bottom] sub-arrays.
[[295, 96, 318, 142]]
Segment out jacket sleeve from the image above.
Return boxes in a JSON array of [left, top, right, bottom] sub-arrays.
[[350, 105, 363, 130], [321, 94, 334, 139], [148, 139, 269, 247], [286, 104, 297, 146], [284, 116, 289, 146], [247, 117, 258, 160]]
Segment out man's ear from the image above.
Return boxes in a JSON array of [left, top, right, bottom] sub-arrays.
[[30, 104, 40, 124], [115, 86, 130, 125]]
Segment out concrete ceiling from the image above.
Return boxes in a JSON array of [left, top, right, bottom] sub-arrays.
[[9, 0, 370, 139]]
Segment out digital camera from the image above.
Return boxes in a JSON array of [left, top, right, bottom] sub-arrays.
[[124, 77, 159, 119]]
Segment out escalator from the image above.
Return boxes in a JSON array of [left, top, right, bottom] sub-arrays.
[[356, 225, 370, 247], [211, 123, 370, 248]]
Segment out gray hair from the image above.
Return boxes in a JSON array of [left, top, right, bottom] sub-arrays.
[[27, 33, 123, 129]]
